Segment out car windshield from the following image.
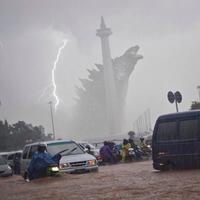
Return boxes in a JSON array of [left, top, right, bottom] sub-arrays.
[[0, 156, 7, 165], [47, 141, 84, 156]]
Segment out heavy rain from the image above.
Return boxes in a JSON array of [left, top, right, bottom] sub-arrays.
[[1, 0, 200, 199]]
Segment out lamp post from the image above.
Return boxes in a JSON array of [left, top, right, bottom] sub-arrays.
[[48, 101, 55, 140]]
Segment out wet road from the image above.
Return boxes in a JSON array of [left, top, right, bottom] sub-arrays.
[[1, 160, 200, 200]]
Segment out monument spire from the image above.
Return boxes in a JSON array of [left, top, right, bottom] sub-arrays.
[[96, 17, 120, 135], [100, 16, 106, 29]]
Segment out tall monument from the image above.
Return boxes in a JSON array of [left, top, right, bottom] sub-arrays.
[[96, 17, 120, 134], [71, 18, 143, 139]]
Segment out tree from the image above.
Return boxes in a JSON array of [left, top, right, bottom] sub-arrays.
[[0, 120, 46, 151], [128, 131, 135, 139], [9, 121, 46, 150], [0, 120, 9, 151], [190, 101, 200, 110]]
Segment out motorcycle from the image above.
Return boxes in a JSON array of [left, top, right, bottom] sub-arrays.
[[128, 146, 143, 161], [140, 145, 152, 157]]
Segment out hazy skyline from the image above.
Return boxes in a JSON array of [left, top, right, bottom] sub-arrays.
[[0, 0, 200, 139]]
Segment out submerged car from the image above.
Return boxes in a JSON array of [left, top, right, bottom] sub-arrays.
[[78, 141, 102, 164], [78, 142, 100, 156], [0, 155, 13, 177], [20, 140, 98, 177]]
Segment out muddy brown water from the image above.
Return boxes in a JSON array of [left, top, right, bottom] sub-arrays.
[[1, 160, 200, 200]]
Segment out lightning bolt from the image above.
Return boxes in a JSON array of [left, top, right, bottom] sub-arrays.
[[52, 39, 67, 110]]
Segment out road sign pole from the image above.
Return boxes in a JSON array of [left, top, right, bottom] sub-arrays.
[[175, 100, 179, 112]]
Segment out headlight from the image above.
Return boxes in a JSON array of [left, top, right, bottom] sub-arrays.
[[59, 163, 70, 169], [50, 166, 59, 172], [7, 165, 11, 170], [87, 160, 96, 166]]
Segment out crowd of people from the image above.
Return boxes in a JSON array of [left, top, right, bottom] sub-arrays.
[[99, 132, 151, 165], [3, 131, 151, 182]]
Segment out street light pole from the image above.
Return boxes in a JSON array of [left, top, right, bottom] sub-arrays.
[[49, 101, 55, 140]]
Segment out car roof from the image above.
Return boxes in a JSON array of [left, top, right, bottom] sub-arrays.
[[0, 150, 22, 155], [24, 139, 74, 147], [157, 110, 200, 122]]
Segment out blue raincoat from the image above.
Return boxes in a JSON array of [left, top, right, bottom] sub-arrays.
[[27, 152, 61, 180]]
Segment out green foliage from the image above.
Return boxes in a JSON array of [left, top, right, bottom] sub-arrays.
[[0, 120, 47, 152], [190, 101, 200, 110]]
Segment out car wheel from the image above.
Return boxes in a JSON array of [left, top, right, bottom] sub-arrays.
[[90, 168, 99, 173]]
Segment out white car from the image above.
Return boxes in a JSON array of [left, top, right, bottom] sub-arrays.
[[20, 140, 98, 177], [0, 155, 13, 177], [78, 141, 102, 164], [78, 142, 100, 156]]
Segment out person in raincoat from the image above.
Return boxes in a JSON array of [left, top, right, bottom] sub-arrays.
[[26, 144, 61, 181], [100, 141, 115, 164], [121, 139, 131, 162]]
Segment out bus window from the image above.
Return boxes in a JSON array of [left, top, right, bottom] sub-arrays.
[[156, 121, 177, 141], [179, 119, 199, 140]]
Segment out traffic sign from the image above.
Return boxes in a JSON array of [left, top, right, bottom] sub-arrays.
[[175, 91, 182, 103], [167, 91, 175, 103]]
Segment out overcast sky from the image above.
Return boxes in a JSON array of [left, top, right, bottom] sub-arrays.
[[0, 0, 200, 138]]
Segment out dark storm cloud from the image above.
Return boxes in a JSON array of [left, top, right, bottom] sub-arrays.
[[1, 0, 199, 41]]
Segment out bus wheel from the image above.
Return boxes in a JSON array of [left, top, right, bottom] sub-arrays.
[[161, 162, 174, 171], [160, 165, 169, 171]]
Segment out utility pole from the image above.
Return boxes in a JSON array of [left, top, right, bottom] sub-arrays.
[[48, 101, 55, 140]]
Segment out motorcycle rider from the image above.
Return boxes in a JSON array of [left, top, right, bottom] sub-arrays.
[[100, 141, 115, 164], [139, 137, 152, 156], [121, 139, 131, 162], [128, 139, 142, 160], [26, 144, 61, 182], [139, 138, 146, 149]]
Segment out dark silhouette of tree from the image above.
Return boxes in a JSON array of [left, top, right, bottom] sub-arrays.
[[0, 120, 9, 151], [0, 120, 47, 152], [190, 101, 200, 110]]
